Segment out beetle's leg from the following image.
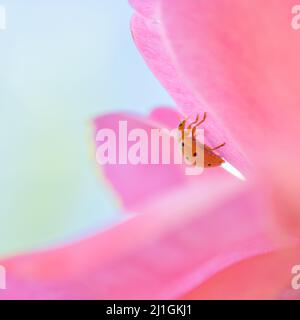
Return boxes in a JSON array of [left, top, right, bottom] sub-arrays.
[[178, 120, 186, 152], [189, 112, 207, 156], [178, 120, 186, 143], [194, 112, 207, 128], [191, 126, 197, 156], [209, 142, 226, 151], [187, 114, 200, 130]]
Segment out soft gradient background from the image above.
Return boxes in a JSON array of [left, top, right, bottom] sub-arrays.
[[0, 0, 173, 257]]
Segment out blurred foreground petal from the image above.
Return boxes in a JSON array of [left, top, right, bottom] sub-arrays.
[[182, 246, 300, 300], [0, 175, 284, 299]]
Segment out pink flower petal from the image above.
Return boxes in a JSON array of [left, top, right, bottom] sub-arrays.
[[131, 13, 249, 174], [0, 175, 283, 299], [158, 0, 300, 163]]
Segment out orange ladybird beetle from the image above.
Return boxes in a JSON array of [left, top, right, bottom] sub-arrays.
[[178, 112, 225, 168]]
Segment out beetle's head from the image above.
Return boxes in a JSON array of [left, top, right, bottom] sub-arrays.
[[178, 119, 186, 130]]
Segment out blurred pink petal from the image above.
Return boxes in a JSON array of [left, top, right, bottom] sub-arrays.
[[93, 109, 183, 210], [263, 155, 300, 240], [182, 246, 300, 300], [148, 106, 181, 129], [0, 175, 286, 300]]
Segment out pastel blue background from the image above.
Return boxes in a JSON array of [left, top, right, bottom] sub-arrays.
[[0, 0, 173, 256]]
